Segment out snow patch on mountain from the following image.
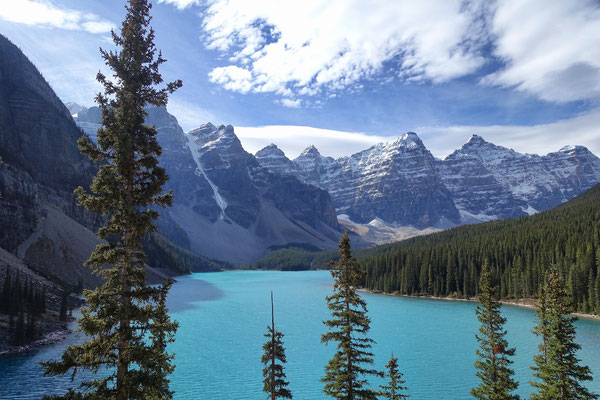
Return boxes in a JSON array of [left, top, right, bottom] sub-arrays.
[[186, 133, 228, 220], [338, 214, 441, 245]]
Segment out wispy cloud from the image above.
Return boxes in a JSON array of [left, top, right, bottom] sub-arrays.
[[419, 108, 600, 158], [278, 98, 301, 108], [155, 0, 600, 106], [201, 0, 486, 100], [482, 0, 600, 102], [234, 125, 394, 158], [0, 0, 115, 34], [235, 108, 600, 159], [157, 0, 200, 10]]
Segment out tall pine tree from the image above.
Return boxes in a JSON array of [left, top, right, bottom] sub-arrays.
[[379, 354, 409, 400], [42, 1, 181, 398], [321, 230, 380, 400], [471, 264, 519, 400], [530, 267, 598, 400], [59, 289, 68, 322], [261, 292, 292, 400]]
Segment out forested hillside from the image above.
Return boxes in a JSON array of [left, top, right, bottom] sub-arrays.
[[360, 184, 600, 314], [252, 184, 600, 314]]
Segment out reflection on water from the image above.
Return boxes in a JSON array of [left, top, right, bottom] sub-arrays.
[[0, 276, 224, 399], [1, 271, 600, 400], [167, 275, 224, 312]]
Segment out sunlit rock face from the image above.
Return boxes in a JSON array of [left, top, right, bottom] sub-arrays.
[[257, 132, 600, 230], [73, 108, 343, 264]]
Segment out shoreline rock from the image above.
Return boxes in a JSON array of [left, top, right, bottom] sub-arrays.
[[357, 288, 600, 322], [0, 328, 71, 357]]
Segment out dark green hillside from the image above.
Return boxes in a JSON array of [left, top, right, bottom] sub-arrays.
[[144, 233, 225, 273], [251, 185, 600, 314], [245, 246, 338, 271], [359, 184, 600, 314]]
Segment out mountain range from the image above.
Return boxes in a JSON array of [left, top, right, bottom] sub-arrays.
[[3, 29, 599, 270], [255, 132, 600, 239], [74, 98, 600, 253], [73, 106, 344, 264]]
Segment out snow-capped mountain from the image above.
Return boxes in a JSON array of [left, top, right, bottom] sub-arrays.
[[439, 135, 600, 221], [255, 132, 600, 231], [258, 133, 461, 229], [255, 144, 302, 179], [71, 99, 600, 252], [71, 106, 344, 264]]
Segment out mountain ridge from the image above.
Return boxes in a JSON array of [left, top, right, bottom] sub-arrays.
[[72, 104, 347, 264], [255, 133, 600, 231]]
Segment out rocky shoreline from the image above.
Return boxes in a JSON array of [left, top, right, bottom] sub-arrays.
[[0, 328, 71, 357], [357, 288, 600, 322]]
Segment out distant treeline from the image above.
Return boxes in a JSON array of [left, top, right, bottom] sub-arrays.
[[251, 185, 600, 315], [143, 233, 226, 273], [0, 269, 47, 345], [359, 184, 600, 314], [244, 246, 338, 271]]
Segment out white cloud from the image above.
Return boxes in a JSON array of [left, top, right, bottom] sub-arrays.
[[235, 108, 600, 160], [157, 0, 200, 10], [483, 0, 600, 102], [203, 0, 486, 99], [208, 66, 254, 93], [0, 0, 114, 34], [279, 98, 301, 108], [154, 0, 600, 105], [418, 108, 600, 159], [234, 125, 394, 158]]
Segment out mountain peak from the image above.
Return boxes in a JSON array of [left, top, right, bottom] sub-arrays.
[[188, 123, 242, 152], [200, 122, 216, 130], [300, 145, 321, 157], [467, 134, 487, 145], [387, 131, 425, 151], [188, 122, 217, 137], [559, 144, 588, 153], [256, 143, 287, 158], [263, 143, 279, 150]]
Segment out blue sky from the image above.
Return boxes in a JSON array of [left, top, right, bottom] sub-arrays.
[[1, 0, 599, 158]]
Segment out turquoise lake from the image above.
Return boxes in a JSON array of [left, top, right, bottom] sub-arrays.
[[1, 270, 600, 399]]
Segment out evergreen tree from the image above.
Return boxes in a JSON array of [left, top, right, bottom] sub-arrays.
[[379, 354, 409, 400], [530, 267, 598, 400], [59, 289, 68, 322], [1, 268, 10, 314], [25, 311, 36, 342], [321, 230, 380, 399], [471, 264, 519, 400], [13, 308, 25, 346], [261, 292, 292, 399], [0, 156, 3, 198], [41, 1, 181, 398]]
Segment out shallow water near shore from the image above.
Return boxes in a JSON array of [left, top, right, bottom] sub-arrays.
[[1, 270, 600, 399]]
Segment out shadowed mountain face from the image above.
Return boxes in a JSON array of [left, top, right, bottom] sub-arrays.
[[439, 135, 600, 220], [0, 36, 197, 288], [256, 134, 600, 230], [0, 34, 98, 252], [74, 106, 343, 264], [258, 134, 462, 229]]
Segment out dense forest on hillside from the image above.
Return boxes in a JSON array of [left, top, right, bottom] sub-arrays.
[[360, 184, 600, 314], [252, 185, 600, 315], [144, 233, 225, 273]]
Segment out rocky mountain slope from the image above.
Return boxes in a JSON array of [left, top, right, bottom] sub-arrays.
[[0, 35, 98, 253], [255, 133, 600, 234], [73, 106, 344, 264], [0, 35, 194, 290]]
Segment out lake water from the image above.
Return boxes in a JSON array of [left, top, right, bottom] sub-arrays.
[[1, 270, 600, 399]]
